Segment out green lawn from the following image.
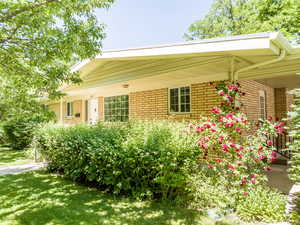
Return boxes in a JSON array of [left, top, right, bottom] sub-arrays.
[[0, 147, 33, 168], [0, 170, 241, 225]]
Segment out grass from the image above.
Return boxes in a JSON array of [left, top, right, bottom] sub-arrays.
[[0, 147, 33, 168], [0, 170, 242, 225]]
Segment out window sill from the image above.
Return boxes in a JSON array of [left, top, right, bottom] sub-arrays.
[[168, 112, 192, 115], [65, 116, 74, 119]]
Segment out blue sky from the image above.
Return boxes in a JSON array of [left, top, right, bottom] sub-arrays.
[[96, 0, 214, 50]]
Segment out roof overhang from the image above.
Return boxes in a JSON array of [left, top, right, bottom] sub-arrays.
[[62, 32, 300, 98]]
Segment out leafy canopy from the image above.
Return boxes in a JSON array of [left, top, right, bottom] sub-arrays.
[[0, 0, 114, 119], [185, 0, 300, 43]]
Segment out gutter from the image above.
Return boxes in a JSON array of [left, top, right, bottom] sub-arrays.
[[232, 49, 286, 81]]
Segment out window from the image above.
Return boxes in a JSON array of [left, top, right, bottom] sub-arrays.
[[259, 90, 266, 120], [66, 102, 74, 117], [169, 86, 191, 113], [104, 95, 129, 122]]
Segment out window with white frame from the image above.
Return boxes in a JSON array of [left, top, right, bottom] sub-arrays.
[[104, 95, 129, 122], [66, 102, 74, 117], [259, 90, 266, 120], [169, 86, 191, 113]]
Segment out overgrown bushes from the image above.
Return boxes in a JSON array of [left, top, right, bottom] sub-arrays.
[[33, 121, 199, 199], [2, 115, 50, 150], [33, 81, 288, 223], [287, 89, 300, 183]]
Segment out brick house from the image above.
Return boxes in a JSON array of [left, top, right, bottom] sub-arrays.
[[47, 32, 300, 126]]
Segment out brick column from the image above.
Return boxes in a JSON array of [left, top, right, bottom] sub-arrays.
[[275, 88, 288, 121]]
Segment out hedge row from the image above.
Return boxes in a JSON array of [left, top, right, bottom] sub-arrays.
[[33, 121, 199, 199]]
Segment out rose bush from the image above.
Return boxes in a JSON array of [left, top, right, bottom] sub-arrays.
[[186, 81, 284, 195], [185, 81, 286, 222]]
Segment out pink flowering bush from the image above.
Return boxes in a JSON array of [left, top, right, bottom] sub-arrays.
[[185, 81, 286, 222], [187, 81, 285, 193]]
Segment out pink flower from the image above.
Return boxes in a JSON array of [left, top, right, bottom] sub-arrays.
[[243, 192, 249, 196], [241, 177, 247, 185], [271, 151, 277, 157], [227, 164, 234, 169], [251, 179, 257, 185], [265, 167, 272, 171], [215, 159, 223, 163], [211, 107, 221, 114], [267, 140, 273, 146], [270, 157, 277, 162], [237, 153, 243, 159], [227, 84, 238, 91], [259, 155, 266, 160], [201, 144, 209, 150], [250, 174, 257, 179], [224, 122, 234, 127], [211, 128, 217, 133], [267, 116, 273, 121], [222, 144, 229, 152], [207, 164, 214, 169], [218, 90, 225, 96], [275, 122, 285, 128], [277, 128, 284, 134], [204, 123, 211, 129], [230, 143, 236, 148], [195, 126, 204, 133], [235, 127, 242, 133], [226, 95, 234, 102], [225, 113, 234, 119]]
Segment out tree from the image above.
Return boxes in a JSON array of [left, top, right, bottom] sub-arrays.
[[0, 0, 114, 119], [185, 0, 300, 43]]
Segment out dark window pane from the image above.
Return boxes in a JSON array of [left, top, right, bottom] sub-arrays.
[[104, 95, 129, 122], [179, 86, 190, 113]]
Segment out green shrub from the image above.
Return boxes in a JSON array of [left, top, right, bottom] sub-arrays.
[[290, 193, 300, 225], [187, 167, 286, 223], [2, 115, 50, 150], [33, 121, 199, 199], [236, 185, 286, 222], [287, 89, 300, 183]]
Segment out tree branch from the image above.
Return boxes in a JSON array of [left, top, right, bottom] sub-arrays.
[[0, 0, 60, 23]]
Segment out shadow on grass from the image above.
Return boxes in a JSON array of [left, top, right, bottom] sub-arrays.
[[0, 147, 32, 167], [0, 171, 205, 225]]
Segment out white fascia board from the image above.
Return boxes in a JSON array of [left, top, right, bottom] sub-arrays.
[[71, 32, 288, 73], [96, 37, 272, 61], [70, 59, 91, 73]]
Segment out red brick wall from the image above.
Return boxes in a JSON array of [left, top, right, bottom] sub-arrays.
[[48, 80, 292, 124], [240, 80, 275, 122], [129, 83, 221, 121]]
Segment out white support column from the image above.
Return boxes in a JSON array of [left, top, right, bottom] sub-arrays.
[[60, 99, 64, 124], [230, 56, 236, 82]]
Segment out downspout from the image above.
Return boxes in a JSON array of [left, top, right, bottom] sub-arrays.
[[232, 49, 286, 82]]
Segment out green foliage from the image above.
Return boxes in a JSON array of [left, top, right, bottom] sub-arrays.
[[236, 186, 286, 222], [2, 114, 51, 150], [0, 0, 114, 120], [290, 193, 300, 225], [33, 121, 199, 199], [185, 0, 300, 43], [287, 89, 300, 182], [187, 167, 286, 223]]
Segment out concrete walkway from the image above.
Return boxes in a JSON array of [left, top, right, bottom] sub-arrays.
[[0, 162, 47, 176]]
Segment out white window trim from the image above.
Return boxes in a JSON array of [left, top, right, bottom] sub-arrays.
[[259, 90, 267, 120], [168, 85, 192, 114], [66, 101, 74, 117], [104, 95, 129, 122]]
